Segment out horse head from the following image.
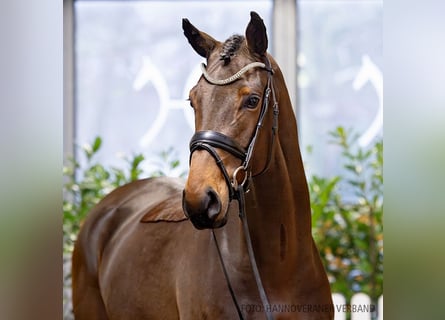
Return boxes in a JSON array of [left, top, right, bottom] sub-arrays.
[[182, 12, 276, 229]]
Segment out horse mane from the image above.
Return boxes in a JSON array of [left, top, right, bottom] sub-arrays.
[[220, 34, 245, 65]]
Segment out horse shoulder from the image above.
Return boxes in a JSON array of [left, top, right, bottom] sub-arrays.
[[74, 177, 185, 270]]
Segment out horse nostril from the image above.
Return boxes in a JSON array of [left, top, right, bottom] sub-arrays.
[[182, 187, 221, 224], [205, 187, 221, 220]]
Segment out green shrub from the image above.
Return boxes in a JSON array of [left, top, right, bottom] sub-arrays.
[[309, 127, 383, 309]]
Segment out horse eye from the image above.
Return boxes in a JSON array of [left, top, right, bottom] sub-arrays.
[[245, 96, 260, 109]]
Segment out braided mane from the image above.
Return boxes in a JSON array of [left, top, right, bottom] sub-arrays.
[[220, 34, 245, 65]]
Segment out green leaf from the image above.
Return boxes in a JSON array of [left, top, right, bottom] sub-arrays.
[[131, 154, 145, 169], [170, 160, 180, 169], [92, 136, 102, 153]]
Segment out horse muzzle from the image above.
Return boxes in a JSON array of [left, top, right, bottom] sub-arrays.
[[182, 188, 228, 229]]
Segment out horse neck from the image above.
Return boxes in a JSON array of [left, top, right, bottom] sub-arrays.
[[237, 65, 315, 284]]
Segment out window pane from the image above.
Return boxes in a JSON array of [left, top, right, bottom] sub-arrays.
[[74, 0, 272, 175], [299, 0, 383, 177]]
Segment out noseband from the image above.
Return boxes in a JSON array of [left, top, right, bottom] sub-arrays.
[[188, 57, 278, 320], [189, 57, 278, 201]]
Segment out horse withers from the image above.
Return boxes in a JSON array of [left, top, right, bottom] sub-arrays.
[[72, 12, 333, 320]]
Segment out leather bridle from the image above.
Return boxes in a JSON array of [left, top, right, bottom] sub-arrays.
[[189, 56, 278, 201], [188, 56, 278, 320]]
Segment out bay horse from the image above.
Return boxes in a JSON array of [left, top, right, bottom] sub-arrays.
[[72, 12, 333, 320]]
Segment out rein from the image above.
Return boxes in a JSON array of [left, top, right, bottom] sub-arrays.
[[189, 57, 278, 320]]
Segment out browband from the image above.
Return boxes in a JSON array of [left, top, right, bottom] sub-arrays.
[[201, 62, 267, 85]]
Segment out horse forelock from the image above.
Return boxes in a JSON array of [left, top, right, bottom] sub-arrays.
[[219, 34, 245, 65]]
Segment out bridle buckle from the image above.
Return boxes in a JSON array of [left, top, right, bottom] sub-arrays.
[[231, 166, 249, 190]]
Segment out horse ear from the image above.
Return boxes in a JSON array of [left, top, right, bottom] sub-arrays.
[[245, 11, 268, 56], [182, 18, 218, 58]]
